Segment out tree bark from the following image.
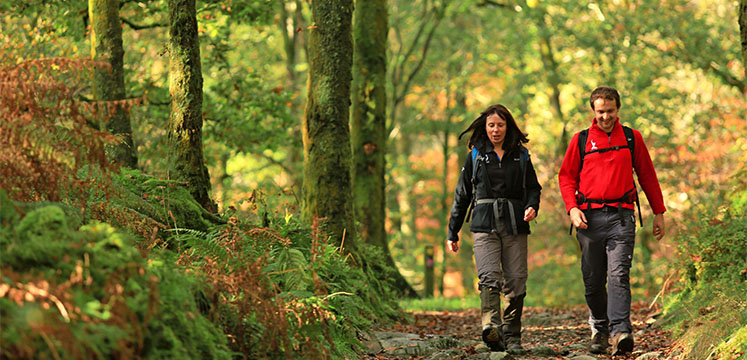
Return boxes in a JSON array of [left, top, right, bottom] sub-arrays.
[[167, 0, 216, 212], [352, 0, 417, 297], [303, 0, 357, 253], [89, 0, 137, 168], [740, 0, 747, 83]]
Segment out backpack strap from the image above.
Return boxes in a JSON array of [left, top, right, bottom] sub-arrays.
[[621, 126, 643, 227], [577, 129, 589, 172], [465, 147, 480, 223], [520, 147, 528, 204]]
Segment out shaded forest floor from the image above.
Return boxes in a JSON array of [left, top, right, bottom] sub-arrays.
[[364, 301, 674, 359]]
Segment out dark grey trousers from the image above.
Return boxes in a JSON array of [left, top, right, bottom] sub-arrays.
[[473, 219, 528, 339], [576, 206, 636, 336]]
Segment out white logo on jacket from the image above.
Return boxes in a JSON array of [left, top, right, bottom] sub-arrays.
[[590, 140, 598, 151]]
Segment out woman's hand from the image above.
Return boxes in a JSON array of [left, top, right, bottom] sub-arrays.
[[524, 207, 537, 222], [447, 240, 459, 253]]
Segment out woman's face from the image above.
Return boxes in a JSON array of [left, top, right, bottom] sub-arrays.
[[485, 113, 507, 148]]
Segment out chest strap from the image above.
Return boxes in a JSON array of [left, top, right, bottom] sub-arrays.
[[476, 198, 519, 235]]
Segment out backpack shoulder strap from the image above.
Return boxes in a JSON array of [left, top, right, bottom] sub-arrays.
[[520, 146, 529, 203], [622, 126, 635, 168], [577, 129, 589, 172], [471, 147, 480, 178], [465, 147, 481, 223]]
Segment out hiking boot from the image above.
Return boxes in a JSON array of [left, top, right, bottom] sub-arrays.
[[505, 336, 525, 353], [482, 326, 505, 352], [611, 332, 634, 355], [589, 332, 609, 354]]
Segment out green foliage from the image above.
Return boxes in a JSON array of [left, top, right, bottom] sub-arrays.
[[0, 201, 231, 359], [661, 188, 747, 359], [171, 212, 403, 359]]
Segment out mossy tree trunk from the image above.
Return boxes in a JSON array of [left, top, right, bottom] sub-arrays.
[[89, 0, 137, 168], [303, 0, 357, 253], [352, 0, 417, 297], [167, 0, 216, 212], [740, 0, 747, 83]]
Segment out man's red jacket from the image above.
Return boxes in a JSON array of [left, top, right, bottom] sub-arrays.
[[558, 117, 666, 215]]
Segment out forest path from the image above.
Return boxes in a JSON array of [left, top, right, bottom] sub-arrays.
[[362, 301, 674, 359]]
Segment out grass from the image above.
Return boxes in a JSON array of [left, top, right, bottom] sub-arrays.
[[399, 295, 481, 312]]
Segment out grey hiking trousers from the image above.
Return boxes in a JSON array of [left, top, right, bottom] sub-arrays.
[[576, 206, 636, 336], [473, 218, 528, 339]]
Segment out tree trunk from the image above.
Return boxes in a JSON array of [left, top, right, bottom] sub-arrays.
[[279, 1, 304, 199], [89, 0, 137, 168], [740, 0, 747, 83], [303, 0, 357, 253], [352, 0, 417, 297], [167, 0, 216, 212]]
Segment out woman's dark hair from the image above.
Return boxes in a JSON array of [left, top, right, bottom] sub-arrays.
[[458, 104, 528, 151]]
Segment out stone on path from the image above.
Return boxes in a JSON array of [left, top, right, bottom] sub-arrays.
[[427, 348, 468, 359], [636, 351, 663, 360], [530, 345, 561, 356], [371, 331, 466, 357], [566, 355, 598, 360], [489, 352, 511, 360]]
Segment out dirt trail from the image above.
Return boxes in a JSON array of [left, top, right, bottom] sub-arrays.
[[364, 301, 674, 359]]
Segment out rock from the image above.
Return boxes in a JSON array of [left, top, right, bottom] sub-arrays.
[[363, 339, 382, 354], [566, 355, 598, 360], [636, 351, 663, 360], [428, 349, 469, 359], [466, 353, 491, 360], [359, 331, 382, 354], [489, 352, 510, 360], [424, 334, 462, 349], [531, 345, 559, 357], [635, 329, 646, 337], [373, 331, 420, 340], [568, 343, 587, 351], [379, 336, 437, 357], [474, 343, 490, 353]]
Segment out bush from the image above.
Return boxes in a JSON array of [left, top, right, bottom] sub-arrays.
[[661, 189, 747, 359], [0, 199, 232, 359]]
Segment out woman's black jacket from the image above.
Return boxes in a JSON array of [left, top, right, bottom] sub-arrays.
[[447, 143, 542, 242]]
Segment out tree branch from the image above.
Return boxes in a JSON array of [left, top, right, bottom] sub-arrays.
[[476, 0, 513, 9], [121, 17, 166, 30]]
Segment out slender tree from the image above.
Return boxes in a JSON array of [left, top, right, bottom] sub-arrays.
[[303, 0, 357, 252], [740, 0, 747, 82], [89, 0, 137, 168], [167, 0, 216, 212], [352, 0, 417, 297]]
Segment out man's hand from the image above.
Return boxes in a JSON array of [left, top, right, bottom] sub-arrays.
[[447, 240, 459, 253], [653, 213, 665, 240], [569, 207, 588, 229], [524, 207, 537, 222]]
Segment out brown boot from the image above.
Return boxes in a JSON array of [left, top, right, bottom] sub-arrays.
[[589, 332, 609, 354], [611, 332, 634, 355], [480, 287, 504, 351]]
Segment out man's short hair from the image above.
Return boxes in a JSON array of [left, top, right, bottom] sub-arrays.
[[590, 86, 621, 109]]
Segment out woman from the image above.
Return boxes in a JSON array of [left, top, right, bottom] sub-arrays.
[[446, 104, 541, 352]]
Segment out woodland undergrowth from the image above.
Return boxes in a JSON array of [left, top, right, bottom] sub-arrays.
[[0, 57, 401, 359], [660, 173, 747, 360]]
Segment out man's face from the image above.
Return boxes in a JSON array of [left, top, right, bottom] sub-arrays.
[[593, 98, 619, 133]]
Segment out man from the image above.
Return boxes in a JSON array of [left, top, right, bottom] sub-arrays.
[[558, 86, 666, 355]]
